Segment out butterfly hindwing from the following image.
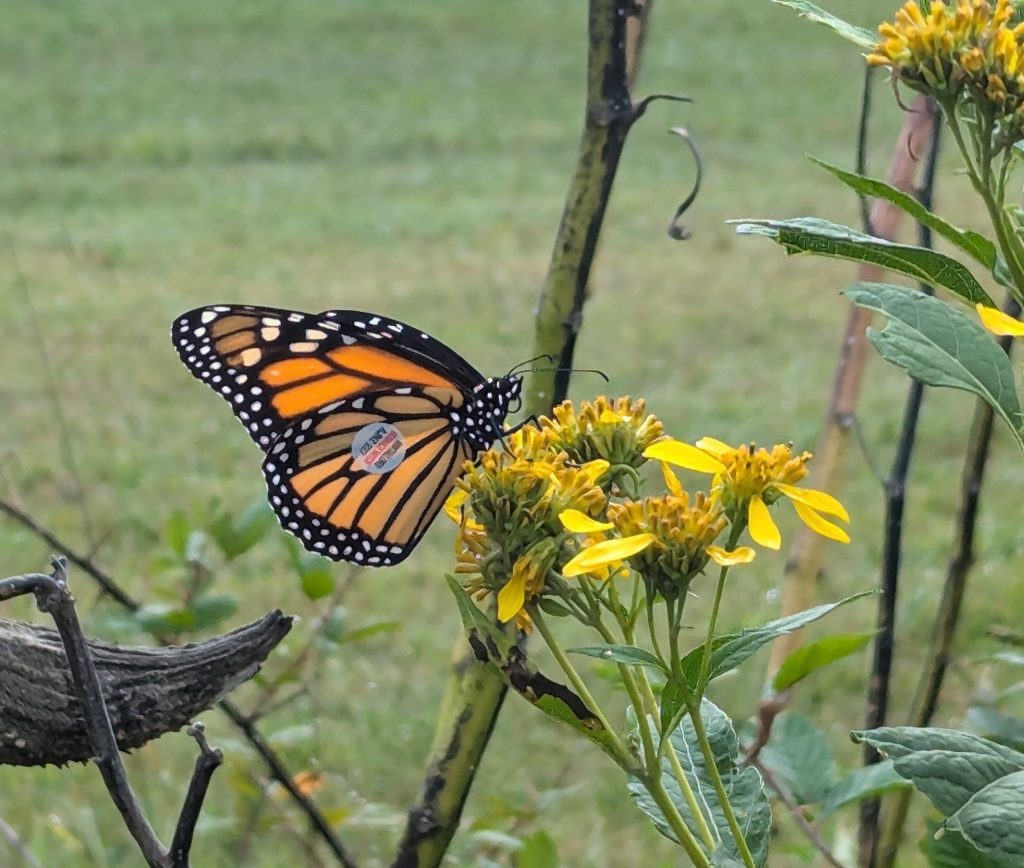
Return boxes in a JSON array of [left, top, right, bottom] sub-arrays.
[[262, 389, 475, 565]]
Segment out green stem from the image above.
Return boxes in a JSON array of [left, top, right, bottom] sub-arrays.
[[687, 700, 757, 868], [603, 602, 718, 850], [530, 607, 636, 769], [642, 771, 713, 868], [696, 523, 744, 692]]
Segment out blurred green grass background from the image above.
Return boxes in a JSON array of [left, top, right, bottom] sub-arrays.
[[3, 1, 1024, 865]]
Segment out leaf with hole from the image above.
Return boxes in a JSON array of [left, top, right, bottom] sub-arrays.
[[733, 217, 993, 306]]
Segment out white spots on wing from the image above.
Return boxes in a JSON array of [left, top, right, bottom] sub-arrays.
[[342, 334, 357, 345], [262, 316, 281, 327], [288, 313, 304, 323], [201, 311, 218, 324], [235, 374, 248, 385], [212, 305, 230, 313], [301, 418, 313, 431], [351, 397, 365, 409], [395, 387, 412, 395], [193, 326, 206, 337], [354, 321, 366, 329], [388, 323, 402, 333], [306, 328, 327, 340], [261, 326, 280, 341], [289, 341, 317, 353]]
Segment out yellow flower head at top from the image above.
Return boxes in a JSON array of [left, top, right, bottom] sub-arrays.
[[868, 1, 1024, 136], [644, 438, 850, 550]]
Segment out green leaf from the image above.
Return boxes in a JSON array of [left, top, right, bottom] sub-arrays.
[[810, 156, 999, 271], [446, 575, 512, 657], [134, 602, 196, 636], [852, 727, 1024, 816], [301, 567, 335, 600], [189, 593, 239, 631], [768, 0, 876, 48], [628, 699, 771, 866], [946, 770, 1024, 863], [758, 713, 836, 805], [921, 819, 1011, 867], [337, 620, 401, 645], [568, 644, 666, 671], [165, 509, 191, 557], [733, 217, 994, 306], [966, 707, 1024, 752], [772, 631, 874, 691], [659, 678, 688, 738], [844, 284, 1024, 440], [321, 606, 348, 643], [821, 760, 909, 815], [537, 597, 574, 618], [517, 830, 559, 868], [680, 591, 874, 688]]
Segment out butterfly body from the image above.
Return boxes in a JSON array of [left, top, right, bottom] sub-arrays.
[[172, 305, 521, 565]]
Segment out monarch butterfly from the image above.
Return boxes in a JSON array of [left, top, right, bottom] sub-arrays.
[[171, 304, 523, 566]]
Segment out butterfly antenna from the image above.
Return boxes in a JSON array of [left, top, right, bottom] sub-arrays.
[[508, 354, 555, 377], [528, 365, 610, 384]]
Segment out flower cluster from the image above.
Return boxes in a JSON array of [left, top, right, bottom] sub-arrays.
[[868, 1, 1024, 140], [446, 397, 849, 629]]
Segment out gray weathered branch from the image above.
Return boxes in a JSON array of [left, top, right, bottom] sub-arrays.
[[0, 609, 291, 767]]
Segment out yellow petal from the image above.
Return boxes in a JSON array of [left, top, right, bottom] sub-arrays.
[[444, 489, 468, 524], [748, 496, 781, 550], [694, 436, 731, 456], [660, 461, 684, 497], [976, 303, 1024, 336], [559, 509, 613, 533], [793, 502, 850, 544], [707, 545, 756, 566], [561, 533, 655, 577], [644, 440, 726, 474], [599, 409, 624, 423], [497, 571, 527, 622], [580, 458, 611, 482], [774, 483, 850, 522]]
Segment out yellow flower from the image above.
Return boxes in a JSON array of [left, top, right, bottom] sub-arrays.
[[868, 0, 1024, 131], [645, 438, 850, 550], [977, 301, 1024, 335], [538, 396, 664, 468], [561, 533, 656, 577], [496, 539, 559, 624]]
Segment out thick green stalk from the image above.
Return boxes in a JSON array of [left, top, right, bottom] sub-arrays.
[[394, 3, 656, 865]]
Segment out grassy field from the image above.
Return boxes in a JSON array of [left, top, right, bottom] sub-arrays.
[[3, 1, 1023, 865]]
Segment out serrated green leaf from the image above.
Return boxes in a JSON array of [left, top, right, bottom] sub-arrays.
[[301, 567, 334, 600], [772, 631, 874, 691], [821, 760, 909, 815], [189, 593, 239, 631], [680, 591, 874, 688], [758, 713, 836, 805], [810, 156, 998, 271], [852, 727, 1024, 816], [628, 699, 771, 866], [769, 0, 876, 48], [733, 217, 994, 306], [946, 770, 1024, 863], [921, 819, 1011, 867], [568, 644, 666, 670], [844, 284, 1024, 442]]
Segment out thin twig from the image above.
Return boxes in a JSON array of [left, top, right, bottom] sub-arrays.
[[169, 724, 223, 867], [0, 813, 43, 868], [858, 101, 941, 868], [752, 759, 847, 868], [0, 499, 357, 868]]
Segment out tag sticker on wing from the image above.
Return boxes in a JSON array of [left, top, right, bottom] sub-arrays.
[[351, 422, 406, 474]]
